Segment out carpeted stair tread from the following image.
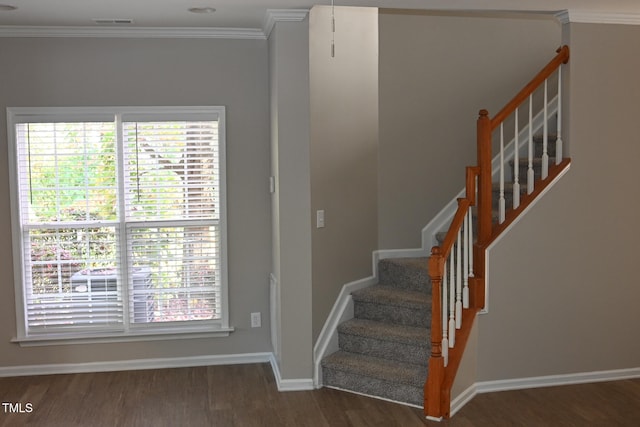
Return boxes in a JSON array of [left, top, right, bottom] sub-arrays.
[[322, 350, 427, 388], [352, 285, 430, 310], [338, 318, 429, 347]]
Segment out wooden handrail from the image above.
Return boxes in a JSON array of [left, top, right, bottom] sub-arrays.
[[440, 199, 471, 256], [490, 46, 569, 130]]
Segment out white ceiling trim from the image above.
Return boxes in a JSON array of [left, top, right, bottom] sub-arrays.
[[263, 9, 310, 38], [556, 10, 640, 25], [0, 25, 267, 39], [1, 8, 638, 39]]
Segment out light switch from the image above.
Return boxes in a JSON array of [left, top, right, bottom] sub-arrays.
[[316, 210, 325, 228], [269, 176, 276, 193]]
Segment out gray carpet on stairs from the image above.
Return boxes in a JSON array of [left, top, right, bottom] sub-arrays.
[[321, 257, 431, 407]]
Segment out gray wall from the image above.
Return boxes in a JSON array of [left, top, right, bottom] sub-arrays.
[[378, 11, 562, 249], [268, 19, 314, 380], [309, 6, 380, 341], [475, 22, 640, 381], [0, 38, 272, 367]]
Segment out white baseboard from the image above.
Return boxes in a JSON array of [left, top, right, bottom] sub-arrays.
[[449, 383, 479, 418], [449, 366, 640, 418], [269, 353, 314, 391], [0, 352, 273, 378], [476, 366, 640, 393]]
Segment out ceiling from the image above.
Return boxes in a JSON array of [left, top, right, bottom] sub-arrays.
[[0, 0, 639, 30]]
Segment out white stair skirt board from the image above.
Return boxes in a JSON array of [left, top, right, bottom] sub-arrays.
[[0, 352, 273, 378], [449, 367, 640, 418]]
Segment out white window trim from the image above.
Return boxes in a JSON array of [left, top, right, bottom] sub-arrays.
[[7, 106, 230, 345]]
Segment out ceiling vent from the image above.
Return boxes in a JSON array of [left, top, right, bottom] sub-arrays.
[[93, 18, 134, 25]]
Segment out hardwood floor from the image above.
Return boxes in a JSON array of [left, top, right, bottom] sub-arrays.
[[0, 363, 638, 426]]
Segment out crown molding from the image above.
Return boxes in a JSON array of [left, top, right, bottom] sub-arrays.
[[263, 9, 310, 38], [555, 10, 640, 25], [0, 25, 267, 39]]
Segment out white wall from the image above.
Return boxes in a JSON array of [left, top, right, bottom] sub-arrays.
[[0, 37, 272, 367], [378, 11, 562, 249], [269, 18, 314, 380], [309, 6, 380, 341], [476, 21, 640, 381]]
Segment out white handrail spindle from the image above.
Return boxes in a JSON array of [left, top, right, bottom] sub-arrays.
[[462, 212, 470, 309], [513, 107, 520, 209], [455, 228, 462, 329], [466, 208, 474, 308], [556, 66, 563, 165], [499, 124, 505, 223], [448, 249, 456, 348], [527, 94, 534, 194], [542, 79, 549, 179], [442, 256, 449, 366]]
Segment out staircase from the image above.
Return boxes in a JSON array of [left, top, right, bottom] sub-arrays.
[[320, 133, 561, 407], [319, 46, 571, 418]]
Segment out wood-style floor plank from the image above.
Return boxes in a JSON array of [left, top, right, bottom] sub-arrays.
[[0, 364, 639, 426]]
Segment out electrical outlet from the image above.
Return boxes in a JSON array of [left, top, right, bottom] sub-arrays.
[[251, 312, 261, 328]]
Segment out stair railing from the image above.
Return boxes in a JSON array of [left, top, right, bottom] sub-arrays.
[[425, 46, 570, 420], [478, 45, 570, 241]]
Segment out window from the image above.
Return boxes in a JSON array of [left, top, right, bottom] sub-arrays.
[[7, 107, 229, 343]]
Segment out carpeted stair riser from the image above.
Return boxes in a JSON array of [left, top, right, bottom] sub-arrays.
[[322, 351, 426, 406], [532, 134, 558, 158], [337, 319, 430, 366], [323, 366, 424, 406], [352, 285, 431, 328], [377, 258, 431, 294], [492, 182, 527, 211]]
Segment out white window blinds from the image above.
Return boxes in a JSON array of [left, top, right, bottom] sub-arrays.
[[9, 107, 227, 340]]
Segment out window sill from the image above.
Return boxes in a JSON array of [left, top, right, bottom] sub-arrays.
[[12, 326, 235, 347]]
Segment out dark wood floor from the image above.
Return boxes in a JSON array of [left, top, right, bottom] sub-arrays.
[[0, 363, 639, 426]]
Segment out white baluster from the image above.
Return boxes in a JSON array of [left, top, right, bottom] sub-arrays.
[[462, 212, 469, 309], [556, 66, 563, 165], [455, 227, 462, 329], [442, 256, 449, 365], [542, 79, 549, 180], [499, 124, 505, 223], [513, 107, 520, 209], [527, 95, 534, 194], [448, 250, 456, 348], [466, 208, 474, 292]]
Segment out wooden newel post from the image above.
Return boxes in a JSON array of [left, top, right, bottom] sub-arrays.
[[473, 109, 492, 311], [425, 247, 444, 419], [477, 109, 492, 246]]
